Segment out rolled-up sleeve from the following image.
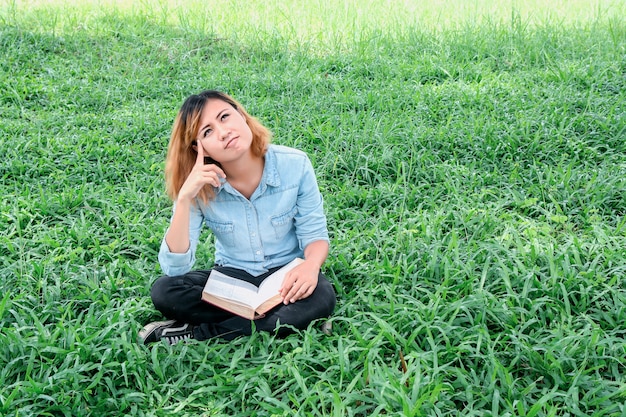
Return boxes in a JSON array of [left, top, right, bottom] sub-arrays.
[[294, 157, 330, 250], [157, 201, 205, 276]]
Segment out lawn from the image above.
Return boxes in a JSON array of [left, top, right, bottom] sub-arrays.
[[1, 0, 625, 415]]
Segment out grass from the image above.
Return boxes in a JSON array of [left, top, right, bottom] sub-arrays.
[[1, 0, 625, 415]]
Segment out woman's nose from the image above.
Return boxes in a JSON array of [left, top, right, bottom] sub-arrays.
[[216, 125, 230, 140]]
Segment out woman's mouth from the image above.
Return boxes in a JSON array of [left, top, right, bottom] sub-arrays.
[[225, 137, 238, 149]]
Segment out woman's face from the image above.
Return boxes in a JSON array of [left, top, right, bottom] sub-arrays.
[[195, 98, 253, 163]]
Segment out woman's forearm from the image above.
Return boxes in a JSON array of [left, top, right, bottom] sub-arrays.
[[303, 240, 329, 270], [164, 198, 192, 253]]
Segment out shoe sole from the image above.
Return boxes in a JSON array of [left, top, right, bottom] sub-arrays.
[[138, 319, 176, 344], [321, 320, 332, 335]]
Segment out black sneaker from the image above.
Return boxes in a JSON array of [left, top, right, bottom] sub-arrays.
[[139, 320, 195, 345]]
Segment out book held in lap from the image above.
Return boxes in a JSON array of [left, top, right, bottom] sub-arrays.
[[201, 258, 304, 320]]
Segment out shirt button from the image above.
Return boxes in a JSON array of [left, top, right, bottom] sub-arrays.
[[251, 233, 256, 237], [256, 251, 261, 255]]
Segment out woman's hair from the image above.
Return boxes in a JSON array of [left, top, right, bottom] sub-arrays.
[[164, 90, 272, 202]]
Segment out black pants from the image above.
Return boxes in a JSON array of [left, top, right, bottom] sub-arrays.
[[150, 265, 337, 341]]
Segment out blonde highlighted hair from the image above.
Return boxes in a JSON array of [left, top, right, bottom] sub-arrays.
[[164, 90, 271, 202]]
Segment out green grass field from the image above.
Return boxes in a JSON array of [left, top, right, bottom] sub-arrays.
[[1, 0, 625, 415]]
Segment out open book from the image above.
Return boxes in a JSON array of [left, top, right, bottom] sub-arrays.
[[201, 258, 304, 320]]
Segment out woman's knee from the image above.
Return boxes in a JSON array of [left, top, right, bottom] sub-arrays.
[[316, 275, 337, 315], [150, 275, 175, 310]]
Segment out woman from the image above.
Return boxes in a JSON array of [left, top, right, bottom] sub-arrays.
[[139, 90, 336, 344]]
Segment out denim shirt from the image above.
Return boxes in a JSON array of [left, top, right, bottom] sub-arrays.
[[158, 144, 329, 276]]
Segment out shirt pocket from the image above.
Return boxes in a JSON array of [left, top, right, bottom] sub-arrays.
[[270, 206, 298, 240], [205, 219, 235, 247]]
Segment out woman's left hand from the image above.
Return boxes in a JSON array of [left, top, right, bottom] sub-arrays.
[[279, 261, 319, 304]]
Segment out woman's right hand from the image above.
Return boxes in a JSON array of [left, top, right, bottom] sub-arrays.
[[177, 140, 226, 203]]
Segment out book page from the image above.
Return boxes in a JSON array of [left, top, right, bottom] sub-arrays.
[[204, 270, 260, 305], [256, 258, 304, 301]]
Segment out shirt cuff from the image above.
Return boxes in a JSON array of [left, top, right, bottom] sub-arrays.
[[158, 239, 195, 276]]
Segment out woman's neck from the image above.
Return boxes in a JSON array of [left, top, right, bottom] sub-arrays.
[[222, 153, 265, 199], [222, 152, 263, 182]]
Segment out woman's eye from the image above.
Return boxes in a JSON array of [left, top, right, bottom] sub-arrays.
[[203, 129, 212, 137], [221, 113, 229, 121]]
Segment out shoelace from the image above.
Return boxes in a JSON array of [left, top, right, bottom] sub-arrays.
[[164, 333, 192, 345]]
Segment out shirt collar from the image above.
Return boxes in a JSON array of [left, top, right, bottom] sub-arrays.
[[263, 145, 281, 188]]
